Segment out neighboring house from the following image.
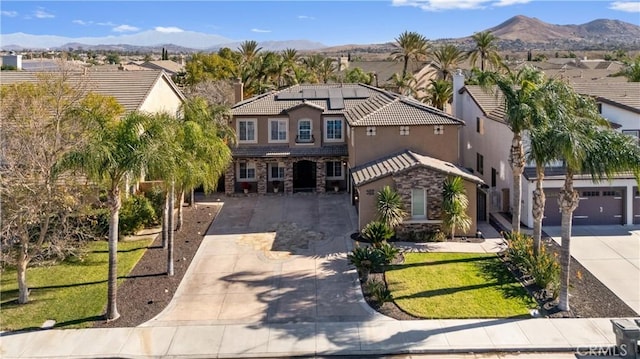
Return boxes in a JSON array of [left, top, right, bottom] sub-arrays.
[[453, 70, 640, 227], [228, 83, 483, 236], [139, 60, 185, 76], [0, 70, 185, 115]]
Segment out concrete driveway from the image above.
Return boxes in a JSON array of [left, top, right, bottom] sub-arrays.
[[142, 194, 382, 327], [543, 225, 640, 315]]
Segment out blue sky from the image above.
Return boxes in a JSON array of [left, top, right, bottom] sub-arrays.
[[1, 1, 639, 46]]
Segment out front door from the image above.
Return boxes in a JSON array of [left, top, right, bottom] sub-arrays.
[[293, 160, 316, 192]]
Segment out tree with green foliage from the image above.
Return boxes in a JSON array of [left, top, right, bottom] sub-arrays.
[[467, 31, 502, 71], [391, 31, 429, 79], [622, 55, 640, 82], [431, 44, 465, 81], [476, 66, 546, 232], [423, 79, 453, 111], [184, 53, 236, 85], [105, 52, 121, 65], [442, 177, 471, 240], [57, 110, 173, 320], [343, 67, 372, 84]]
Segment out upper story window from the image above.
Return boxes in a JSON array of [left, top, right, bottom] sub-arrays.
[[366, 126, 376, 136], [297, 119, 313, 143], [237, 119, 257, 143], [269, 118, 288, 143], [400, 126, 410, 136], [476, 153, 484, 175], [325, 118, 343, 142], [476, 117, 484, 134]]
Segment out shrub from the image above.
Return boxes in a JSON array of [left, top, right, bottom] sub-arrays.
[[143, 187, 165, 220], [375, 186, 406, 228], [504, 231, 534, 272], [366, 280, 393, 304], [347, 245, 386, 274], [377, 242, 400, 264], [361, 221, 393, 247], [119, 194, 158, 236]]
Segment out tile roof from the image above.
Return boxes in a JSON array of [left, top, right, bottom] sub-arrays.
[[341, 60, 430, 84], [0, 70, 183, 112], [140, 60, 185, 74], [571, 82, 640, 114], [461, 85, 506, 122], [233, 83, 464, 127], [232, 145, 348, 158], [351, 150, 483, 187]]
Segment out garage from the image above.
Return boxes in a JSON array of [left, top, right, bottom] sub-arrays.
[[634, 187, 640, 225], [542, 187, 625, 226]]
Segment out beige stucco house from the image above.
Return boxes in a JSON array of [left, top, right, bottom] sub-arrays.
[[228, 83, 483, 237]]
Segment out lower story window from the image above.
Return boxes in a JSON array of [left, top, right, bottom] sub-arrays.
[[411, 188, 426, 219], [269, 162, 285, 180], [238, 162, 256, 180], [326, 161, 343, 179]]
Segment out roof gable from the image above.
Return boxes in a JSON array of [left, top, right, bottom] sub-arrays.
[[352, 150, 483, 187]]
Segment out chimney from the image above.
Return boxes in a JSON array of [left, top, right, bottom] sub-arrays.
[[233, 78, 244, 104], [452, 69, 465, 119]]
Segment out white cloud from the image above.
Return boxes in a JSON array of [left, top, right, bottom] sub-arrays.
[[609, 1, 640, 12], [251, 28, 271, 33], [113, 24, 140, 33], [154, 26, 184, 33], [391, 0, 489, 11], [298, 15, 315, 20], [73, 19, 90, 25], [34, 8, 54, 19], [493, 0, 531, 6], [1, 10, 18, 17], [97, 21, 116, 26], [391, 0, 530, 10]]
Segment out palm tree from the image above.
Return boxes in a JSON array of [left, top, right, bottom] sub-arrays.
[[391, 31, 429, 79], [281, 48, 300, 86], [389, 72, 417, 96], [622, 55, 640, 82], [432, 44, 465, 80], [423, 79, 453, 111], [537, 79, 640, 311], [468, 31, 502, 71], [302, 54, 324, 83], [442, 176, 471, 240], [238, 40, 262, 63], [476, 66, 546, 232], [57, 111, 169, 320], [318, 57, 337, 83], [375, 186, 407, 229]]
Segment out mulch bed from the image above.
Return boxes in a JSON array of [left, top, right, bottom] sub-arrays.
[[93, 203, 219, 328], [358, 228, 637, 320]]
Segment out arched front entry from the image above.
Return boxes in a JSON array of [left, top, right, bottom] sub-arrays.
[[293, 160, 316, 192]]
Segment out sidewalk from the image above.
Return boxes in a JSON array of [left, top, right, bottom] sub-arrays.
[[0, 317, 619, 358]]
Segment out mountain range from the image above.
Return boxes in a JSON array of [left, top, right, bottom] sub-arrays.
[[2, 15, 639, 52]]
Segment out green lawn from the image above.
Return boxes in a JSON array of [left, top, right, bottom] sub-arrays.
[[386, 252, 536, 319], [0, 238, 153, 331]]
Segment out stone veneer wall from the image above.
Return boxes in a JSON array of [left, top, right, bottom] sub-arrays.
[[224, 156, 346, 196], [393, 167, 447, 239]]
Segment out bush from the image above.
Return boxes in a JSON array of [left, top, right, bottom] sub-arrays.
[[377, 242, 400, 264], [504, 231, 559, 298], [347, 245, 386, 274], [361, 221, 393, 247], [366, 280, 393, 304], [143, 187, 165, 220], [119, 194, 158, 236]]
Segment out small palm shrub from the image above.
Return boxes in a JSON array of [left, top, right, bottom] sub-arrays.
[[377, 242, 400, 264], [361, 221, 393, 247], [347, 246, 386, 274], [504, 231, 560, 298], [376, 185, 407, 228], [366, 280, 393, 304]]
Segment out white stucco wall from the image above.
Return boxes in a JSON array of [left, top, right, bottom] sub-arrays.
[[138, 76, 184, 115], [600, 103, 640, 131]]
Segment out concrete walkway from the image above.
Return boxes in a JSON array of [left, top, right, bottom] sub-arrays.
[[0, 195, 632, 358]]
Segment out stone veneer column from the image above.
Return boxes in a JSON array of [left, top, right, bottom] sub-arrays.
[[315, 160, 326, 193], [284, 159, 294, 194], [224, 162, 235, 195], [256, 160, 267, 194]]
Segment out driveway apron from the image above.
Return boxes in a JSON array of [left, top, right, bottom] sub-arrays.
[[142, 194, 381, 327]]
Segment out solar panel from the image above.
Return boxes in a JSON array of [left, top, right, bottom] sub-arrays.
[[355, 88, 370, 98], [329, 97, 345, 110], [341, 88, 356, 98], [315, 89, 329, 98]]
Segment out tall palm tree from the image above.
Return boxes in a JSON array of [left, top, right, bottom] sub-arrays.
[[57, 111, 169, 320], [537, 79, 640, 311], [391, 31, 429, 79], [423, 79, 453, 111], [281, 48, 300, 86], [432, 44, 465, 80], [389, 72, 417, 96], [468, 31, 502, 71], [318, 57, 337, 83], [237, 40, 262, 63], [477, 66, 546, 232], [302, 54, 325, 83], [442, 176, 471, 240]]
